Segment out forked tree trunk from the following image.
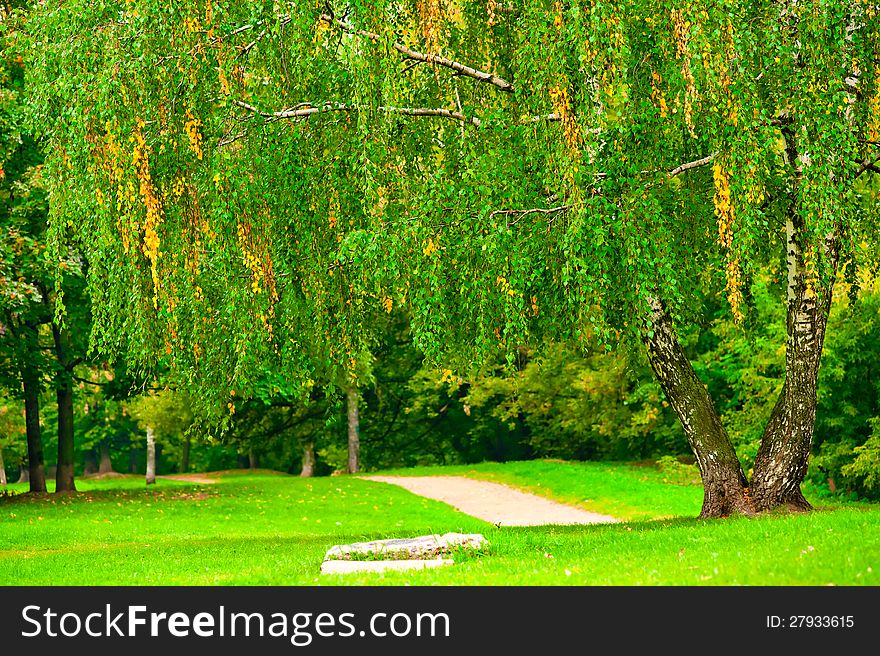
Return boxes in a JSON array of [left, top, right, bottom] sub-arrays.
[[750, 131, 839, 510], [643, 297, 752, 517], [98, 439, 115, 474], [346, 386, 360, 474], [145, 427, 156, 485], [17, 463, 29, 484], [0, 448, 6, 486], [21, 353, 47, 493], [52, 323, 77, 493], [300, 441, 315, 478]]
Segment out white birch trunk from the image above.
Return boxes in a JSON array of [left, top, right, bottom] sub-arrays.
[[346, 386, 360, 474], [146, 427, 156, 485]]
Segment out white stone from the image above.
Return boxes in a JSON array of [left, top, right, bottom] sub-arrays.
[[324, 532, 487, 561]]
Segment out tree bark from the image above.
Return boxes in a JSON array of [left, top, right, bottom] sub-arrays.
[[346, 386, 360, 474], [145, 427, 156, 485], [129, 447, 138, 474], [83, 449, 98, 475], [51, 322, 77, 492], [300, 441, 315, 478], [180, 433, 191, 472], [21, 351, 47, 493], [17, 462, 29, 484], [248, 450, 258, 469], [0, 448, 6, 486], [98, 439, 115, 474], [643, 297, 752, 517], [750, 129, 839, 511]]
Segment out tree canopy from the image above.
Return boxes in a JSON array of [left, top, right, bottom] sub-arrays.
[[19, 0, 880, 515]]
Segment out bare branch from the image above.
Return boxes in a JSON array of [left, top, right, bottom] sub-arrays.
[[489, 205, 571, 222], [319, 14, 514, 93], [526, 113, 561, 123], [381, 106, 480, 127], [856, 152, 880, 178], [218, 132, 249, 148], [666, 152, 719, 177], [487, 152, 717, 222], [232, 99, 481, 127]]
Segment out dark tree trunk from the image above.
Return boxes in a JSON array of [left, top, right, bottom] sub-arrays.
[[129, 447, 139, 474], [98, 439, 115, 474], [300, 441, 315, 478], [248, 450, 258, 469], [83, 449, 98, 475], [51, 322, 77, 492], [643, 297, 752, 517], [54, 381, 76, 491], [346, 386, 360, 474], [146, 427, 156, 485], [238, 454, 249, 469], [21, 354, 47, 493], [750, 128, 839, 512], [17, 463, 29, 484], [52, 323, 76, 492], [0, 448, 6, 486], [180, 434, 191, 472]]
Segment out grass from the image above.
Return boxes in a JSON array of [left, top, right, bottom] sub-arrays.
[[1, 461, 877, 585]]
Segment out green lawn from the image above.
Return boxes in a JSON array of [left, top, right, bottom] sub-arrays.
[[1, 461, 878, 585]]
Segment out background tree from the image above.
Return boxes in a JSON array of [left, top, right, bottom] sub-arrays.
[[127, 389, 196, 480], [0, 393, 27, 485], [2, 2, 92, 493]]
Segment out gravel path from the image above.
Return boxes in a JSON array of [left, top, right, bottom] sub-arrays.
[[363, 475, 619, 526]]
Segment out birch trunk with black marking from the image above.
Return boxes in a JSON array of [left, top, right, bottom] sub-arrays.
[[52, 321, 77, 492], [750, 132, 838, 510], [643, 297, 753, 517], [346, 386, 360, 474], [145, 427, 156, 485], [300, 441, 315, 477]]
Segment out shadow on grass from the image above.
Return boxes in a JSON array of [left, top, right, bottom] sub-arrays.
[[0, 484, 219, 506]]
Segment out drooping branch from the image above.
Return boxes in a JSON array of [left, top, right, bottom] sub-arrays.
[[319, 14, 514, 93], [232, 99, 481, 127]]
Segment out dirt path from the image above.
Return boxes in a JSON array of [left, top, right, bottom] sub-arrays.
[[157, 473, 217, 485], [363, 475, 619, 526]]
